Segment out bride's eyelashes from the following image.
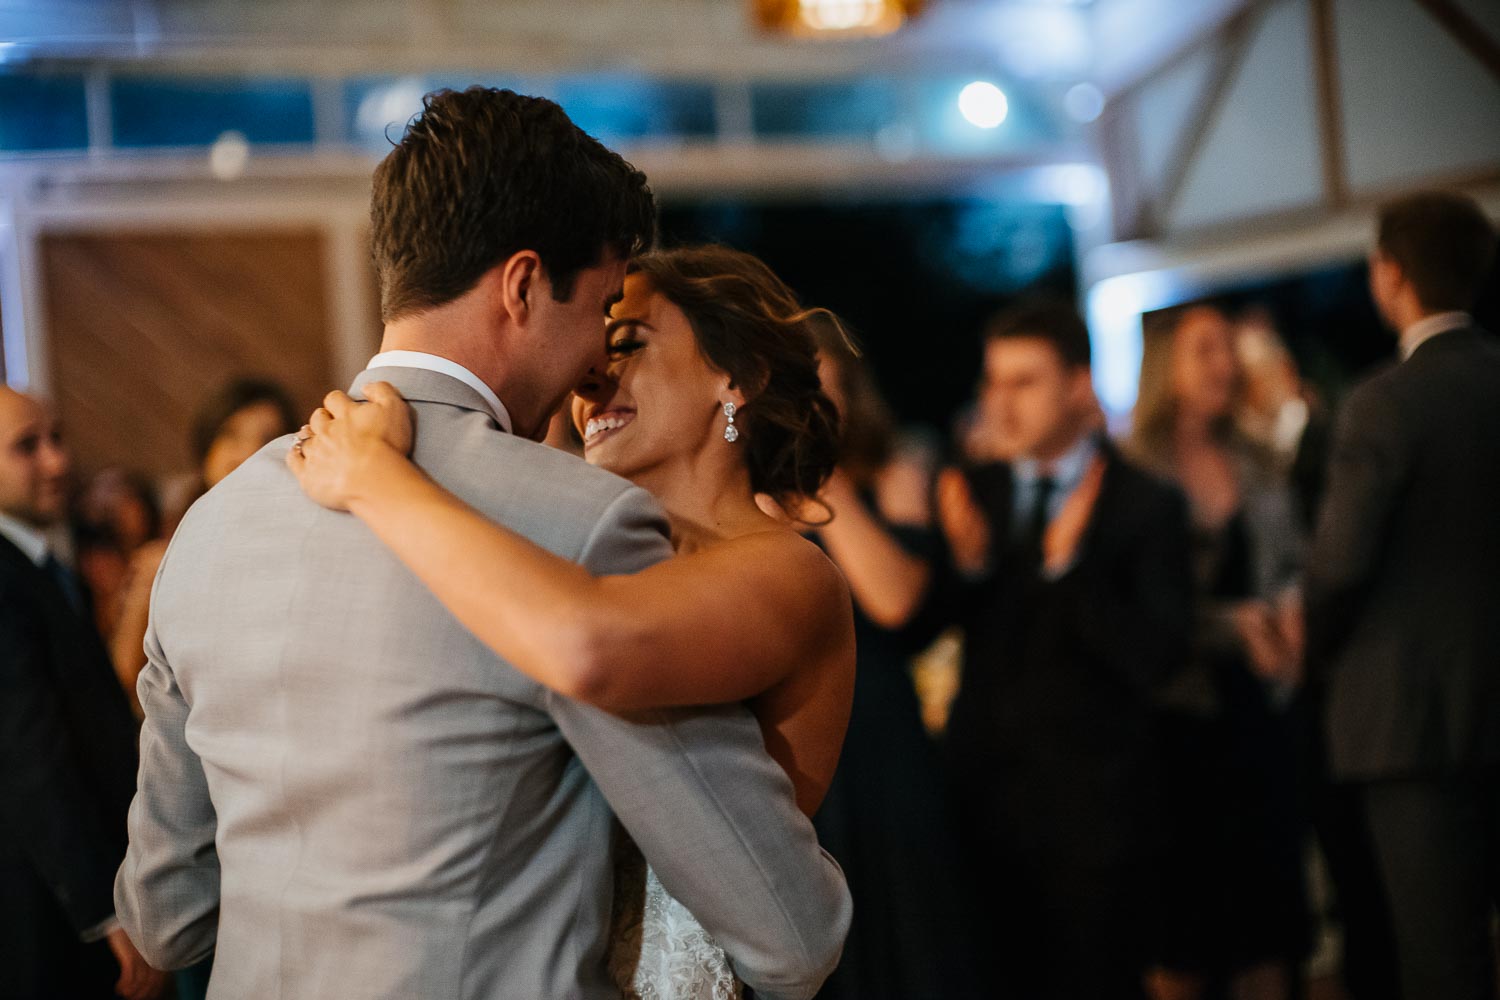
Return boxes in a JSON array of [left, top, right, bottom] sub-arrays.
[[606, 338, 645, 361]]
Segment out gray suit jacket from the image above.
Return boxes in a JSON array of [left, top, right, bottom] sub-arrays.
[[1306, 328, 1500, 780], [115, 367, 851, 1000]]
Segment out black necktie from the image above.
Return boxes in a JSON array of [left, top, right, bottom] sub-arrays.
[[42, 552, 86, 614], [1021, 475, 1056, 570]]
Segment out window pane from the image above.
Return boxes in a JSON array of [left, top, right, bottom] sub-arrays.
[[0, 74, 88, 151], [549, 76, 716, 143], [112, 76, 316, 147], [750, 79, 900, 140]]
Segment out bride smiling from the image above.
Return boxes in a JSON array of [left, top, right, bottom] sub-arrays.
[[289, 244, 857, 999]]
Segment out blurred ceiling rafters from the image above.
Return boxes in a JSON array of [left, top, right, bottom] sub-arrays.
[[0, 0, 1095, 81]]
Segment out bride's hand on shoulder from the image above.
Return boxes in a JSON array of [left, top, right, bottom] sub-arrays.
[[286, 382, 415, 511]]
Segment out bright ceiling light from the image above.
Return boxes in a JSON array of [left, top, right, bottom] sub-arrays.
[[753, 0, 924, 39], [800, 0, 882, 31], [958, 81, 1008, 129]]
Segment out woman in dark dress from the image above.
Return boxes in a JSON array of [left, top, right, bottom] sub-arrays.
[[809, 330, 975, 1000], [1129, 303, 1310, 1000]]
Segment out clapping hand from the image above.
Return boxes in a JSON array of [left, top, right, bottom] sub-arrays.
[[938, 456, 1105, 579], [287, 382, 414, 511], [937, 468, 991, 575]]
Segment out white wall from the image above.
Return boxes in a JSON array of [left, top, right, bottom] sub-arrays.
[[1337, 0, 1500, 193]]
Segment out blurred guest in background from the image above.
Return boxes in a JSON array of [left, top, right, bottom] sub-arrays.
[[0, 387, 166, 1000], [1234, 313, 1398, 1000], [952, 378, 1014, 466], [1233, 308, 1312, 469], [77, 466, 161, 555], [188, 377, 300, 519], [1230, 307, 1395, 1000], [112, 377, 297, 714], [808, 326, 975, 1000], [1306, 191, 1500, 1000], [1130, 302, 1310, 1000], [73, 468, 162, 652], [1232, 309, 1333, 534], [926, 301, 1194, 1000]]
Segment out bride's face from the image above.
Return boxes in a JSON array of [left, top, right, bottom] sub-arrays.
[[571, 273, 730, 480]]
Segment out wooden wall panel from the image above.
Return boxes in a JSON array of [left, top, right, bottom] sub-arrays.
[[41, 230, 335, 478]]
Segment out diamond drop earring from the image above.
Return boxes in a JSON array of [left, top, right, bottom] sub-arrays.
[[723, 401, 739, 443]]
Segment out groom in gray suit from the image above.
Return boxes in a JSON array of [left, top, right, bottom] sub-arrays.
[[115, 86, 851, 1000]]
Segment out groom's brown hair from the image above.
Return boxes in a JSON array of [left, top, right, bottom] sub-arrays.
[[370, 86, 656, 322]]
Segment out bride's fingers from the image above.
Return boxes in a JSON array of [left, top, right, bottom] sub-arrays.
[[309, 408, 334, 435], [363, 381, 403, 408], [324, 390, 357, 419], [285, 439, 306, 475]]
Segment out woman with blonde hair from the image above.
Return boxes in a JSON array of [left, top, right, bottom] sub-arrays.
[[1130, 302, 1309, 1000]]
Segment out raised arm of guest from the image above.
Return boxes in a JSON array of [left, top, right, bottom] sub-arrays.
[[811, 330, 943, 629], [817, 459, 936, 629]]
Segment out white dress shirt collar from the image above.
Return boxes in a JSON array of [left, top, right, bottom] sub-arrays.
[[365, 351, 513, 433], [1013, 430, 1098, 493], [0, 511, 49, 566], [1399, 311, 1470, 361]]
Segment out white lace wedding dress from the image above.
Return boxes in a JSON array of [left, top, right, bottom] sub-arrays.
[[610, 838, 742, 1000]]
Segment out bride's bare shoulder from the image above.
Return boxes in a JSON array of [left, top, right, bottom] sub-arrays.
[[722, 529, 851, 612]]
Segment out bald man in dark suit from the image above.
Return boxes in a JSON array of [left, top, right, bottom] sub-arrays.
[[0, 386, 165, 1000]]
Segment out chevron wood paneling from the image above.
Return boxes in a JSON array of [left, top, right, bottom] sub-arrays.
[[41, 229, 335, 478]]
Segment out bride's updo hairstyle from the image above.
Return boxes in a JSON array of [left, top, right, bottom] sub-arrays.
[[628, 245, 846, 518]]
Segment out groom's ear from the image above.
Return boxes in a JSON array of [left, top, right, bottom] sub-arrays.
[[498, 250, 543, 325]]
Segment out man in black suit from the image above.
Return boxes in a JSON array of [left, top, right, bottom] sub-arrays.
[[0, 386, 165, 1000], [1306, 191, 1500, 1000], [931, 302, 1195, 1000]]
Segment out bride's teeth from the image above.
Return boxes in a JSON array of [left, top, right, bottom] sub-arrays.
[[586, 415, 628, 441]]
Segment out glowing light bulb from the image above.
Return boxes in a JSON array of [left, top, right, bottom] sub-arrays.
[[958, 81, 1008, 129], [798, 0, 886, 31]]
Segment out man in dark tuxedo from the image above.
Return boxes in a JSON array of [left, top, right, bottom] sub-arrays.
[[1306, 191, 1500, 1000], [0, 386, 165, 1000], [930, 302, 1195, 1000]]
